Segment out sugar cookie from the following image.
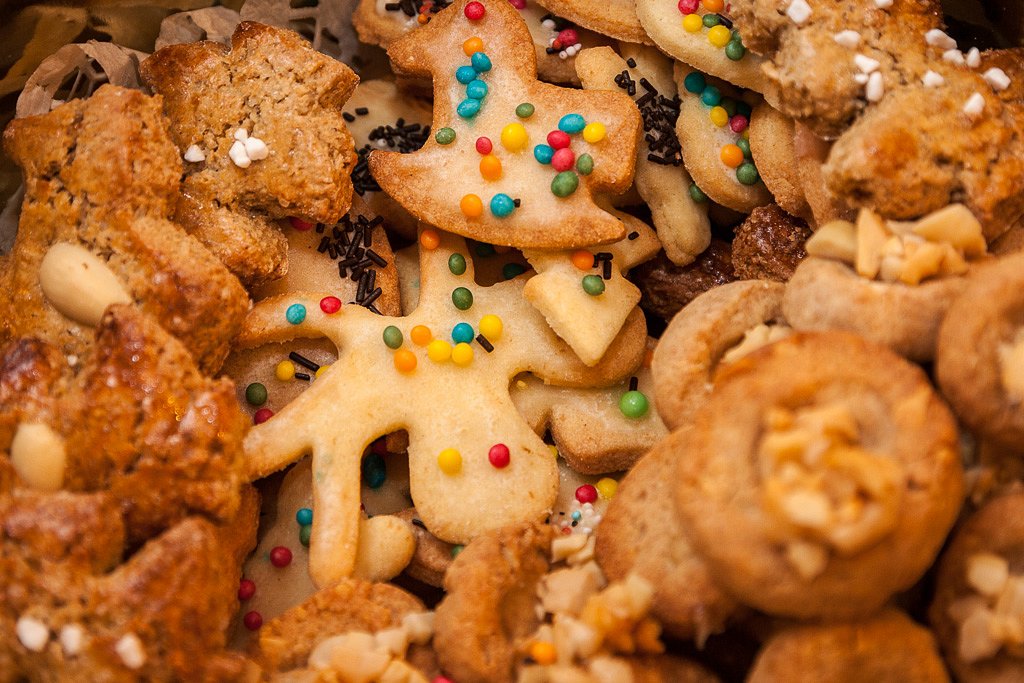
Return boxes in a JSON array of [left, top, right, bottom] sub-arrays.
[[747, 103, 811, 221], [532, 0, 651, 45]]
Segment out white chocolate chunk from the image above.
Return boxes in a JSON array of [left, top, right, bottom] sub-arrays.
[[38, 242, 132, 327], [244, 136, 269, 161], [183, 144, 205, 162], [59, 624, 84, 656], [833, 30, 861, 48], [854, 54, 880, 73], [926, 29, 957, 50], [786, 0, 811, 25], [983, 67, 1011, 92], [922, 70, 945, 87], [964, 92, 986, 116], [229, 140, 251, 168], [865, 72, 885, 102]]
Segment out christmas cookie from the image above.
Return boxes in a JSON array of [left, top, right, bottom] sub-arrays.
[[369, 0, 642, 249], [631, 239, 737, 322], [731, 204, 810, 282], [0, 85, 247, 375], [140, 21, 360, 287], [531, 0, 651, 45], [747, 104, 811, 221], [576, 45, 712, 266], [675, 332, 964, 619]]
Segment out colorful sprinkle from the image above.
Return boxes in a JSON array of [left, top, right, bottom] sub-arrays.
[[475, 136, 493, 154], [320, 296, 342, 314], [411, 325, 433, 345], [678, 0, 699, 12], [285, 303, 306, 325], [471, 52, 492, 72], [452, 342, 474, 366], [479, 314, 503, 340], [436, 127, 456, 144], [238, 578, 256, 601], [394, 349, 417, 373], [689, 183, 708, 202], [702, 13, 720, 27], [490, 193, 516, 217], [464, 1, 485, 20], [533, 144, 555, 164], [582, 274, 605, 295], [576, 153, 594, 175], [551, 171, 579, 197], [452, 322, 475, 344], [289, 217, 314, 231], [737, 162, 760, 185], [547, 130, 570, 149], [438, 448, 463, 475], [456, 65, 477, 84], [548, 444, 559, 458], [575, 484, 598, 504], [383, 325, 404, 349], [299, 524, 311, 547], [243, 611, 263, 631], [428, 339, 453, 362], [448, 253, 468, 275], [275, 360, 296, 381], [488, 443, 511, 468], [461, 193, 484, 218], [709, 105, 729, 127], [296, 508, 313, 526], [551, 147, 575, 172], [450, 545, 464, 559], [730, 114, 749, 133], [571, 250, 595, 270], [596, 477, 618, 499], [683, 13, 703, 32], [362, 453, 387, 488], [516, 102, 536, 118], [452, 286, 474, 310], [701, 85, 722, 106], [253, 408, 274, 425], [419, 228, 441, 250], [708, 24, 731, 47], [270, 546, 293, 568], [479, 154, 503, 180], [502, 263, 526, 279], [463, 36, 484, 56], [466, 79, 489, 99], [501, 122, 529, 151], [558, 113, 586, 134], [245, 382, 267, 406], [457, 98, 482, 118], [619, 390, 650, 418], [720, 143, 744, 168], [529, 641, 558, 666], [726, 39, 747, 61], [704, 0, 724, 11], [582, 122, 606, 143], [683, 71, 706, 94]]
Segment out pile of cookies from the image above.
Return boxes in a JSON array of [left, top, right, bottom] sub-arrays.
[[1, 0, 1023, 680]]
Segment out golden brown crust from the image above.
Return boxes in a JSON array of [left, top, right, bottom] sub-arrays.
[[396, 507, 454, 588], [533, 0, 652, 45], [0, 85, 248, 375], [141, 21, 360, 287], [748, 106, 811, 221], [632, 241, 737, 323], [732, 205, 810, 282]]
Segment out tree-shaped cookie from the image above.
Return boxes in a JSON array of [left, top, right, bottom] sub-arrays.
[[140, 22, 360, 287], [236, 228, 646, 587], [369, 0, 641, 249]]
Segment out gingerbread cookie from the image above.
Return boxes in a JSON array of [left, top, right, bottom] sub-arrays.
[[140, 21, 360, 287], [675, 332, 964, 619], [576, 45, 712, 266], [237, 228, 644, 587], [674, 64, 773, 213], [0, 85, 247, 375], [635, 0, 766, 91], [369, 0, 642, 249]]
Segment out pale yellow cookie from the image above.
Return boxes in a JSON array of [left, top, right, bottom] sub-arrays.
[[532, 0, 652, 45], [748, 103, 811, 221]]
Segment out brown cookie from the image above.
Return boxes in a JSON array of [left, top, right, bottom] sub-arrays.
[[748, 104, 811, 221], [732, 204, 810, 282], [631, 240, 736, 323]]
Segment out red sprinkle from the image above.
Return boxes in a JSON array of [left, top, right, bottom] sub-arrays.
[[243, 611, 263, 630], [575, 484, 598, 504], [551, 147, 575, 172], [488, 443, 511, 468], [289, 217, 314, 231], [465, 1, 486, 19], [432, 678, 455, 683], [320, 296, 342, 314], [270, 546, 293, 568], [475, 136, 493, 155], [547, 130, 571, 149], [371, 437, 388, 456], [238, 578, 256, 601], [677, 0, 699, 13], [508, 0, 526, 7], [557, 28, 578, 46], [729, 115, 749, 133], [253, 408, 274, 425]]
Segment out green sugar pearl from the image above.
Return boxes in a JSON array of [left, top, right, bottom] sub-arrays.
[[515, 102, 535, 119], [619, 390, 650, 418], [725, 39, 747, 61], [576, 153, 594, 176], [448, 253, 467, 275], [451, 544, 465, 559], [736, 162, 760, 186], [435, 127, 456, 145], [688, 183, 708, 203], [582, 274, 605, 296], [299, 524, 312, 547], [245, 382, 268, 406], [382, 325, 403, 349], [452, 286, 474, 310], [502, 262, 526, 280], [551, 171, 580, 198]]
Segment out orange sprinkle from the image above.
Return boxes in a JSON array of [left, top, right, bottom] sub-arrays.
[[460, 194, 484, 218], [419, 228, 441, 250], [417, 13, 429, 24], [479, 154, 502, 181], [702, 0, 724, 12], [394, 349, 417, 373], [720, 143, 744, 168], [644, 348, 655, 368], [571, 250, 595, 270], [410, 325, 432, 346], [463, 36, 484, 56], [529, 641, 557, 666]]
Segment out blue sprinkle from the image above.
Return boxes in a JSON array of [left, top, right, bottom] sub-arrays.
[[455, 65, 477, 84], [683, 71, 706, 94], [571, 510, 582, 521], [466, 79, 488, 100], [457, 98, 482, 118], [296, 507, 313, 526], [490, 193, 516, 217], [452, 322, 475, 344], [533, 144, 554, 164], [558, 113, 586, 134], [471, 52, 492, 73], [285, 303, 306, 325], [361, 453, 387, 489], [701, 85, 722, 107]]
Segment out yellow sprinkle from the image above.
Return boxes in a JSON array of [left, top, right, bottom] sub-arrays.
[[596, 477, 618, 500], [529, 641, 557, 666], [682, 13, 703, 32], [438, 448, 462, 475], [516, 380, 527, 389], [275, 360, 295, 381], [548, 444, 559, 458], [427, 339, 452, 363], [742, 129, 751, 140], [315, 364, 330, 378], [708, 24, 731, 47], [479, 314, 503, 341], [582, 122, 606, 144], [500, 122, 529, 152], [452, 342, 474, 366], [709, 105, 729, 127]]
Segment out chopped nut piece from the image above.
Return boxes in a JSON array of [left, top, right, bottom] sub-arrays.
[[721, 323, 794, 365], [806, 220, 857, 262], [966, 553, 1011, 597], [785, 541, 830, 580], [959, 607, 1001, 663], [855, 209, 889, 279], [540, 568, 600, 617]]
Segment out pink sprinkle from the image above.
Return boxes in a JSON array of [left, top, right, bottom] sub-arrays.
[[678, 0, 700, 13], [575, 484, 598, 504], [476, 136, 493, 155], [465, 1, 485, 20], [551, 147, 575, 172], [289, 217, 314, 231], [547, 130, 571, 149], [320, 296, 342, 314], [729, 115, 749, 133], [557, 28, 578, 46], [253, 408, 274, 425]]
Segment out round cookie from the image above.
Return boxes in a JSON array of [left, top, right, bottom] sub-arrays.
[[793, 122, 855, 226], [930, 492, 1024, 682], [674, 331, 964, 620], [748, 609, 950, 683], [748, 104, 811, 221], [595, 429, 738, 642], [532, 0, 652, 45], [652, 280, 787, 431]]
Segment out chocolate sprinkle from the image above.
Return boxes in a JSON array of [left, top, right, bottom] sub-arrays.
[[342, 112, 355, 123], [351, 119, 431, 195], [313, 213, 392, 311], [614, 70, 683, 166], [383, 0, 451, 18], [295, 372, 311, 382], [476, 334, 494, 353], [628, 231, 640, 240], [289, 351, 321, 373], [411, 518, 427, 529], [629, 376, 639, 391]]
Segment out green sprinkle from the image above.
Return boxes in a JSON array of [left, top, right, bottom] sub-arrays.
[[702, 13, 720, 27], [245, 382, 267, 406], [576, 153, 594, 175], [515, 102, 535, 119], [474, 242, 496, 257], [737, 137, 752, 159], [448, 253, 467, 275], [299, 524, 312, 547], [435, 127, 456, 145], [362, 453, 387, 489], [452, 286, 474, 310], [502, 262, 526, 280], [382, 325, 403, 349], [725, 39, 747, 61], [582, 274, 605, 296], [551, 171, 579, 198], [689, 183, 708, 203], [451, 544, 465, 559], [736, 162, 760, 186], [619, 390, 650, 418]]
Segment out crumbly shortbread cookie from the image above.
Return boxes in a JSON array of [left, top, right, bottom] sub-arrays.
[[140, 21, 360, 287], [596, 430, 738, 642], [748, 609, 949, 683], [576, 45, 712, 266], [930, 492, 1024, 682], [748, 104, 811, 221], [635, 0, 766, 91], [652, 280, 787, 431], [0, 85, 248, 375], [369, 0, 641, 249], [532, 0, 651, 45], [675, 332, 964, 619], [237, 228, 644, 587], [674, 64, 773, 213], [937, 252, 1024, 450]]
